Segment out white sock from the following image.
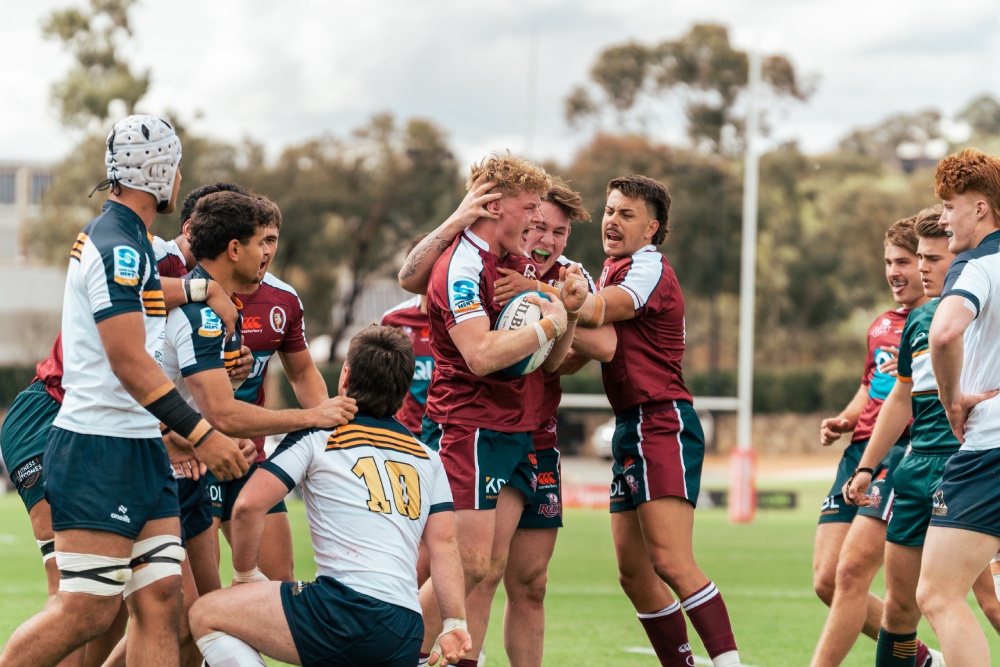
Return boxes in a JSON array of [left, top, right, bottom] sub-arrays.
[[196, 631, 266, 667], [712, 649, 741, 667]]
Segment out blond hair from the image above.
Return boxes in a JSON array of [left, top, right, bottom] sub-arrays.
[[467, 152, 551, 197]]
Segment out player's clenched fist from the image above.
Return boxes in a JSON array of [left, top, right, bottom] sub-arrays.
[[819, 417, 852, 447], [197, 431, 251, 481], [559, 263, 588, 314]]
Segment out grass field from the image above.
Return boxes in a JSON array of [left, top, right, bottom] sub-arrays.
[[2, 478, 999, 666]]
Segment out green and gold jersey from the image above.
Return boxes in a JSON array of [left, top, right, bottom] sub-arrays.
[[896, 299, 959, 454]]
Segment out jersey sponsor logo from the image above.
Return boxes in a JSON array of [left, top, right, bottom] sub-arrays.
[[243, 315, 263, 331], [932, 489, 947, 516], [610, 479, 626, 498], [12, 457, 43, 489], [870, 347, 896, 400], [198, 307, 224, 338], [820, 494, 841, 514], [485, 476, 507, 496], [537, 471, 557, 487], [112, 245, 141, 286], [623, 455, 635, 470], [528, 452, 538, 466], [413, 357, 433, 382], [270, 306, 286, 333], [451, 279, 481, 314], [537, 493, 561, 518]]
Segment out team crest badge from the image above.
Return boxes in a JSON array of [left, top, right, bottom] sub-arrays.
[[868, 487, 882, 509], [626, 474, 639, 496], [523, 263, 537, 280], [537, 493, 561, 518], [198, 308, 223, 338], [270, 306, 286, 333], [932, 489, 947, 516]]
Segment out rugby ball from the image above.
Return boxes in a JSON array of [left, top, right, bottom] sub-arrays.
[[495, 290, 555, 376]]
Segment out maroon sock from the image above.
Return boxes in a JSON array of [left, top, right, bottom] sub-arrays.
[[419, 652, 430, 661], [914, 640, 930, 667], [455, 660, 479, 667], [681, 582, 739, 658], [637, 602, 693, 667]]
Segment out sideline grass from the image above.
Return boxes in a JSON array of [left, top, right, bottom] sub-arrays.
[[1, 481, 998, 665]]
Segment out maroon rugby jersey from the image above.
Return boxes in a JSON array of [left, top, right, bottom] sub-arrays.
[[851, 308, 911, 443], [32, 236, 186, 405], [599, 245, 692, 414], [424, 230, 534, 432], [528, 256, 597, 450], [380, 296, 432, 436], [234, 273, 309, 461]]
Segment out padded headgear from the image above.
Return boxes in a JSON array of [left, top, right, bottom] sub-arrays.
[[105, 115, 182, 212]]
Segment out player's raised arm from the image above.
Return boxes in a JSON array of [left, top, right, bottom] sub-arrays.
[[398, 177, 500, 294]]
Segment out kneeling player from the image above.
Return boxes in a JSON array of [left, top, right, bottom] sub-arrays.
[[189, 325, 471, 667]]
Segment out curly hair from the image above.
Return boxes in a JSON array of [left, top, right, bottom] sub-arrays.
[[884, 216, 918, 254], [467, 152, 551, 197], [934, 148, 1000, 221], [544, 177, 591, 224], [608, 175, 672, 245], [914, 205, 945, 239]]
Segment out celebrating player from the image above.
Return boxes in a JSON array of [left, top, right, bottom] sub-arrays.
[[563, 175, 739, 666], [189, 325, 471, 667]]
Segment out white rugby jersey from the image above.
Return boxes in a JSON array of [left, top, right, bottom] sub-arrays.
[[54, 201, 165, 438], [262, 414, 454, 613], [940, 230, 1000, 451]]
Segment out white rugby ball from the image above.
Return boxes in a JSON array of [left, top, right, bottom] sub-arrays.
[[494, 290, 555, 376]]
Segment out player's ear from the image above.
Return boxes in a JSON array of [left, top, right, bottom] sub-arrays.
[[338, 364, 350, 397], [645, 219, 659, 241], [227, 238, 241, 261], [486, 198, 501, 216]]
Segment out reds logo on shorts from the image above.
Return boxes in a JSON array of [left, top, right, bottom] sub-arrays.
[[537, 493, 560, 518], [868, 487, 882, 509], [626, 474, 639, 496]]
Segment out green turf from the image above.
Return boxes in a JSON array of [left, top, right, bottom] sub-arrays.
[[2, 481, 999, 666]]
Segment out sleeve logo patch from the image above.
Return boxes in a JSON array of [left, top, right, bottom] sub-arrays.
[[198, 307, 224, 338], [450, 279, 481, 314], [113, 246, 141, 286]]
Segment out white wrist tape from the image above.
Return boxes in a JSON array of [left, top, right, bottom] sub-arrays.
[[546, 314, 564, 339], [532, 321, 548, 348], [189, 278, 210, 302], [233, 567, 269, 584], [442, 617, 467, 635]]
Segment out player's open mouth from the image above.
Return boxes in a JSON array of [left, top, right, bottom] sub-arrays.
[[890, 280, 907, 294], [530, 248, 551, 264], [605, 229, 623, 243]]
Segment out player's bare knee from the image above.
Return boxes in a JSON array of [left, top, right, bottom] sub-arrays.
[[54, 593, 122, 642], [648, 554, 690, 591], [915, 580, 945, 619], [833, 554, 870, 592]]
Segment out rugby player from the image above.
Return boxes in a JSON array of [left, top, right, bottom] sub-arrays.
[[845, 206, 1000, 666], [189, 325, 471, 667], [563, 175, 739, 666], [205, 192, 330, 583], [408, 154, 586, 667], [811, 218, 937, 667], [917, 148, 1000, 665], [0, 114, 248, 667], [381, 234, 434, 439]]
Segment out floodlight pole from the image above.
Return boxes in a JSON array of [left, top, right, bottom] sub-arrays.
[[729, 48, 761, 524]]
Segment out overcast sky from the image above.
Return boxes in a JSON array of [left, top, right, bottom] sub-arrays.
[[4, 0, 1000, 168]]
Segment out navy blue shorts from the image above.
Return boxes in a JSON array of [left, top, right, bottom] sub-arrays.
[[281, 576, 423, 667], [205, 463, 287, 521], [44, 427, 179, 539], [178, 477, 213, 544], [857, 441, 907, 521], [518, 446, 562, 529], [929, 448, 1000, 539], [1, 382, 60, 512]]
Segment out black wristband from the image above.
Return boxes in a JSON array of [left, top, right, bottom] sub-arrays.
[[854, 467, 874, 476], [144, 388, 204, 441], [192, 427, 216, 448]]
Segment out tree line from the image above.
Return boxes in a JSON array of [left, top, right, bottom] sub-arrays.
[[26, 1, 1000, 399]]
